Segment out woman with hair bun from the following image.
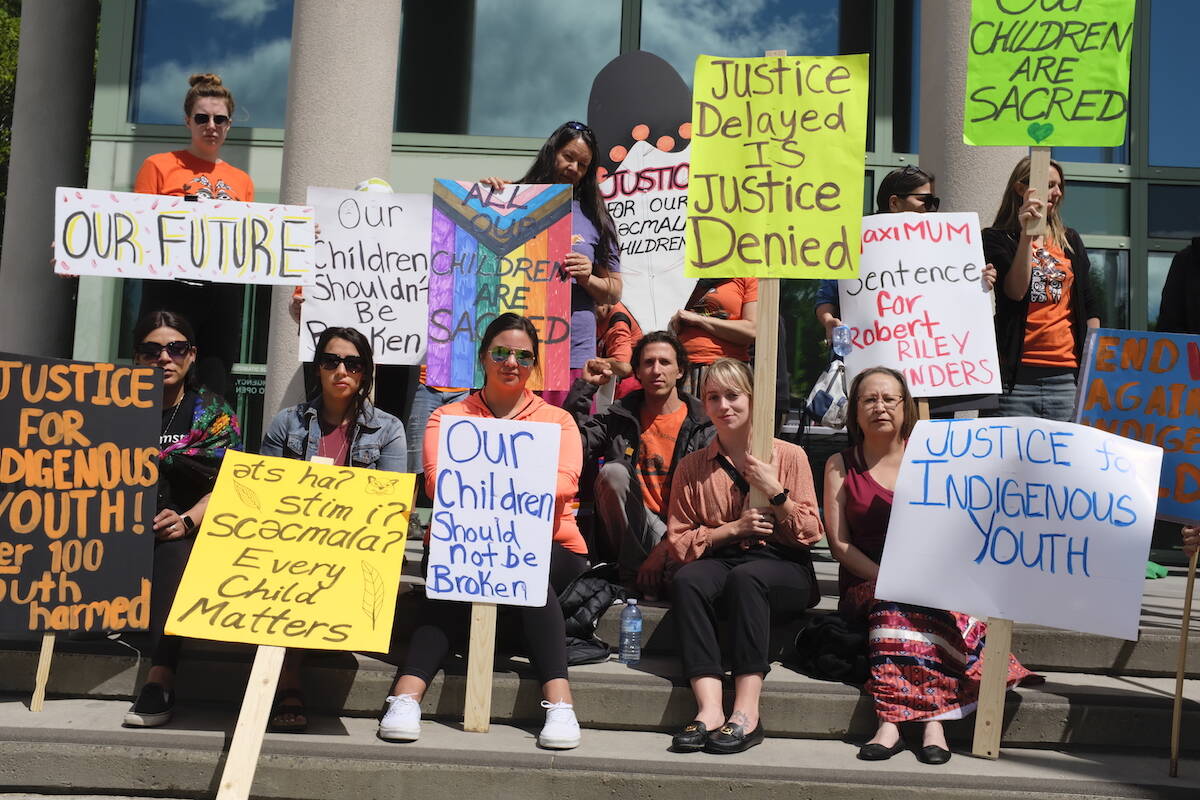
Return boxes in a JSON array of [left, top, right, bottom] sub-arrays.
[[134, 73, 253, 201], [133, 73, 253, 396]]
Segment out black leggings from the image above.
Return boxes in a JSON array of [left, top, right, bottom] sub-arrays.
[[403, 542, 589, 685], [673, 549, 815, 679], [146, 536, 195, 669]]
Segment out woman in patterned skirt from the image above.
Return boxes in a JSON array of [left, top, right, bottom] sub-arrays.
[[823, 366, 1037, 765]]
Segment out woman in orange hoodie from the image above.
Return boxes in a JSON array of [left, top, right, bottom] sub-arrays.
[[378, 313, 588, 750]]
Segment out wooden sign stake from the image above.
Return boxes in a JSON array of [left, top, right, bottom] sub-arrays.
[[1170, 548, 1199, 777], [971, 618, 1014, 759], [216, 644, 286, 800], [1024, 146, 1052, 238], [463, 602, 498, 732], [29, 633, 56, 712]]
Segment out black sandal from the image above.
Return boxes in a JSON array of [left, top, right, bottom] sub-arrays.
[[268, 687, 308, 733]]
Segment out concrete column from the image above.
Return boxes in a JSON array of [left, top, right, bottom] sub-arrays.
[[263, 0, 403, 423], [918, 0, 1025, 224], [0, 1, 98, 358]]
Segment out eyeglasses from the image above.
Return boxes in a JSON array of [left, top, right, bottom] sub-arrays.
[[859, 394, 903, 409], [488, 346, 535, 367], [192, 113, 230, 126], [895, 192, 940, 211], [134, 340, 192, 360], [316, 353, 366, 374]]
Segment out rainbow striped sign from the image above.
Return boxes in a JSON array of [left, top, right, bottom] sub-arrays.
[[427, 180, 573, 390]]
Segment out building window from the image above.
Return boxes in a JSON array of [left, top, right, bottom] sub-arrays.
[[1146, 251, 1176, 330], [129, 0, 294, 128], [1061, 182, 1129, 237], [1149, 184, 1200, 238], [1149, 0, 1200, 167], [1086, 249, 1129, 330], [395, 0, 620, 137]]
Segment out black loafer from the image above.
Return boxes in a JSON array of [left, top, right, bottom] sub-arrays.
[[670, 720, 709, 752], [917, 745, 952, 765], [857, 739, 907, 761], [704, 719, 764, 754]]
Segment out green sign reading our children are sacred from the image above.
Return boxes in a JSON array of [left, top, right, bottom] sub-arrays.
[[963, 0, 1135, 147]]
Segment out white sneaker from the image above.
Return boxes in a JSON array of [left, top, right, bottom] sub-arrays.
[[537, 700, 581, 749], [378, 694, 422, 741]]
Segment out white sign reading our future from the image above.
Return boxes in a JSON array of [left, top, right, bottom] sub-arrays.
[[875, 418, 1163, 641], [600, 140, 695, 332], [839, 212, 1001, 397], [426, 416, 560, 607], [54, 187, 315, 284], [302, 187, 432, 364]]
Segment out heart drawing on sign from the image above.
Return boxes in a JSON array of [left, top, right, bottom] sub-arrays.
[[1027, 122, 1054, 143]]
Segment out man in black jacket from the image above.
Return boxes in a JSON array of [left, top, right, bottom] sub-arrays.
[[1158, 239, 1200, 335], [565, 331, 713, 596]]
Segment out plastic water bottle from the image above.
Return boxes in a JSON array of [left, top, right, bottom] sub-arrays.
[[831, 324, 852, 358], [618, 599, 642, 664]]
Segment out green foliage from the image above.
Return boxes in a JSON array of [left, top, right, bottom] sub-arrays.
[[0, 0, 20, 240], [780, 278, 830, 403]]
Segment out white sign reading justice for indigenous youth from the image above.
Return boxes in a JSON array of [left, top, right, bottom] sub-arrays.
[[874, 418, 1162, 641]]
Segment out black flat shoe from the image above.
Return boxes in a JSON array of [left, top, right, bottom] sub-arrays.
[[704, 719, 764, 754], [857, 739, 907, 761], [917, 745, 952, 764], [670, 720, 709, 752]]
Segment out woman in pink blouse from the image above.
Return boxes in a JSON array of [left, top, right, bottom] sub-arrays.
[[665, 358, 823, 754]]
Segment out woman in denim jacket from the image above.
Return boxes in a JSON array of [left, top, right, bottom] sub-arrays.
[[260, 326, 407, 730]]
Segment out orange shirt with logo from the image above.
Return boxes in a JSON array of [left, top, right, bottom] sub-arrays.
[[677, 278, 758, 364], [637, 403, 688, 516], [134, 150, 254, 202], [1021, 238, 1077, 368]]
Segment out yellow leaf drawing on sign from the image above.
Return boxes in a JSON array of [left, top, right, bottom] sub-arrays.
[[361, 561, 384, 628], [232, 479, 261, 510]]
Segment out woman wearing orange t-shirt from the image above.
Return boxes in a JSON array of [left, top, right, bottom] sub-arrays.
[[983, 156, 1100, 421], [670, 277, 758, 397], [132, 74, 252, 396], [378, 313, 588, 750]]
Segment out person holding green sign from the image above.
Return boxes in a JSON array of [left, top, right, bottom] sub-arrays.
[[983, 156, 1100, 420]]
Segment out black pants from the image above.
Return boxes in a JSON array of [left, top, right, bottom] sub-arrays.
[[673, 549, 814, 679], [403, 542, 589, 685], [146, 536, 195, 669]]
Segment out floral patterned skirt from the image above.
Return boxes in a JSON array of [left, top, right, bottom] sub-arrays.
[[842, 580, 1036, 723]]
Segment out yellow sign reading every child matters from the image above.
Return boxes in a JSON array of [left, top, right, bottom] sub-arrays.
[[166, 451, 413, 652], [684, 53, 869, 279]]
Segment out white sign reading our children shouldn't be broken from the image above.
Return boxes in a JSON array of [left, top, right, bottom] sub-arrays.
[[54, 187, 315, 284], [426, 416, 560, 606], [839, 212, 1001, 396], [874, 418, 1162, 641]]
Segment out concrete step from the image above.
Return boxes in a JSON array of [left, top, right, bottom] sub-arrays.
[[3, 638, 1200, 751], [3, 698, 1199, 800]]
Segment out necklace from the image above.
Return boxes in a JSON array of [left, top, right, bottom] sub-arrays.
[[162, 394, 185, 444], [480, 387, 531, 420], [318, 420, 350, 464]]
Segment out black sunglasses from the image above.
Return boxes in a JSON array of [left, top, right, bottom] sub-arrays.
[[134, 340, 192, 360], [563, 120, 593, 136], [896, 192, 941, 211], [192, 113, 230, 126], [316, 353, 366, 374]]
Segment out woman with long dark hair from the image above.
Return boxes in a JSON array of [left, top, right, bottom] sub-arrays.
[[259, 326, 407, 731], [378, 313, 589, 749], [123, 310, 242, 727], [481, 122, 622, 399], [983, 156, 1100, 420]]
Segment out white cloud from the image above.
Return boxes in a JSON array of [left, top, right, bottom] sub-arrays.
[[135, 38, 293, 127], [195, 0, 285, 27]]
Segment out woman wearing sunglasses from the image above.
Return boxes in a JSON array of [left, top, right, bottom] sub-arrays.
[[133, 73, 252, 202], [480, 122, 622, 403], [378, 313, 589, 749], [259, 326, 407, 732], [133, 73, 252, 398], [983, 156, 1100, 421], [824, 367, 1035, 764], [124, 311, 243, 727]]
